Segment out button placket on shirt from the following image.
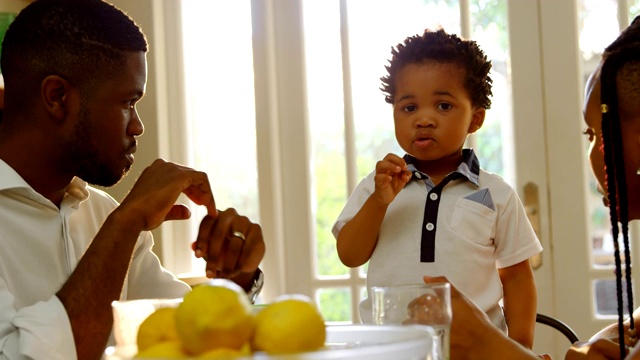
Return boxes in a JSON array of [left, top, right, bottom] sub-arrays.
[[421, 183, 441, 262]]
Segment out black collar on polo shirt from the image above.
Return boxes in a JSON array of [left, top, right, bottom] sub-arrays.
[[403, 148, 480, 188]]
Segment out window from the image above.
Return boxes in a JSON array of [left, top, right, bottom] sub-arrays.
[[302, 0, 512, 323], [180, 0, 260, 273], [179, 0, 513, 323]]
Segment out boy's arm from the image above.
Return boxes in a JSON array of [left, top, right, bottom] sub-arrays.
[[336, 195, 389, 267], [499, 259, 537, 349], [336, 154, 411, 268]]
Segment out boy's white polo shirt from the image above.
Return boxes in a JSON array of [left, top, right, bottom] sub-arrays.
[[332, 149, 542, 329]]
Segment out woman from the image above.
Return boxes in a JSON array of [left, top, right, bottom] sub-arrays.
[[423, 16, 640, 360]]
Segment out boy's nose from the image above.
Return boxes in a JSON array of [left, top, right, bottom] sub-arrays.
[[415, 111, 436, 127]]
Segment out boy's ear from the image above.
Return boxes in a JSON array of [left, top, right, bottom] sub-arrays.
[[41, 75, 72, 121], [468, 107, 486, 134]]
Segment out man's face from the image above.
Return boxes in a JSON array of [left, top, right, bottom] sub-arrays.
[[64, 52, 147, 187]]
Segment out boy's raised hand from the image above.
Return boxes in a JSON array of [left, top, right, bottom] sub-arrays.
[[373, 153, 412, 205]]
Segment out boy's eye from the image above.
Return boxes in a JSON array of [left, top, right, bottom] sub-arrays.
[[583, 128, 596, 141], [437, 103, 452, 111], [402, 105, 417, 112]]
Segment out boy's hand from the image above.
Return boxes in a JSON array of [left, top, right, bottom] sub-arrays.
[[373, 153, 412, 205]]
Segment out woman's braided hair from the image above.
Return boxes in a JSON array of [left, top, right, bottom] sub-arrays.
[[599, 17, 640, 356]]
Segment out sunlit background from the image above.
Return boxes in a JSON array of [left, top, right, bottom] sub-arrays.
[[180, 0, 639, 322]]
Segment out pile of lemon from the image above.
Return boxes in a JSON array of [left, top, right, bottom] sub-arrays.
[[134, 279, 326, 359]]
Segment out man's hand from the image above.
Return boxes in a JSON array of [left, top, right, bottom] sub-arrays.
[[117, 159, 218, 231], [422, 276, 540, 360], [192, 208, 265, 280], [423, 276, 491, 354], [116, 158, 265, 289]]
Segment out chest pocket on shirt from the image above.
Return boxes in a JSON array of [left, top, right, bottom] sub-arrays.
[[450, 197, 496, 246]]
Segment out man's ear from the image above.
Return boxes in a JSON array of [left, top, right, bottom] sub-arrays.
[[468, 107, 486, 134], [41, 75, 71, 121]]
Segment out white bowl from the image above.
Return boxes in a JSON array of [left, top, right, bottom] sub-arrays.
[[105, 324, 433, 360]]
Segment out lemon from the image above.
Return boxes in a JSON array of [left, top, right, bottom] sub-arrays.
[[175, 279, 254, 355], [136, 307, 180, 352], [251, 294, 326, 354], [134, 340, 186, 358]]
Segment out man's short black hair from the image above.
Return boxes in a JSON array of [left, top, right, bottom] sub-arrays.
[[1, 0, 147, 109]]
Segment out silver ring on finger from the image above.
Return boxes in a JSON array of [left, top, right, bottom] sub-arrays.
[[232, 230, 246, 241]]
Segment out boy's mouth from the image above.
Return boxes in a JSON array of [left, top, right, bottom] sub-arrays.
[[414, 136, 434, 149]]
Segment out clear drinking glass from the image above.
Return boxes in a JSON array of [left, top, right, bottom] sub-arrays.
[[371, 283, 452, 360], [111, 298, 183, 349]]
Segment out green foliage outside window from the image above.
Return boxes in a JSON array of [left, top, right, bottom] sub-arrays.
[[317, 288, 352, 323]]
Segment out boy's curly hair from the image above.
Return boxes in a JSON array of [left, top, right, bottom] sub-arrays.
[[380, 28, 493, 109]]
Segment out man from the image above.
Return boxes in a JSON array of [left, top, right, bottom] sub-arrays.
[[0, 1, 265, 359]]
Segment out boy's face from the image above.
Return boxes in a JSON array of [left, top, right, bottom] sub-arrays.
[[392, 62, 484, 170]]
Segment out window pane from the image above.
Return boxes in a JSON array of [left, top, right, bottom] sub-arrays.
[[594, 279, 632, 317], [469, 0, 511, 182], [316, 287, 352, 323], [181, 0, 260, 272], [302, 0, 350, 279], [632, 0, 640, 20], [578, 0, 619, 62]]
